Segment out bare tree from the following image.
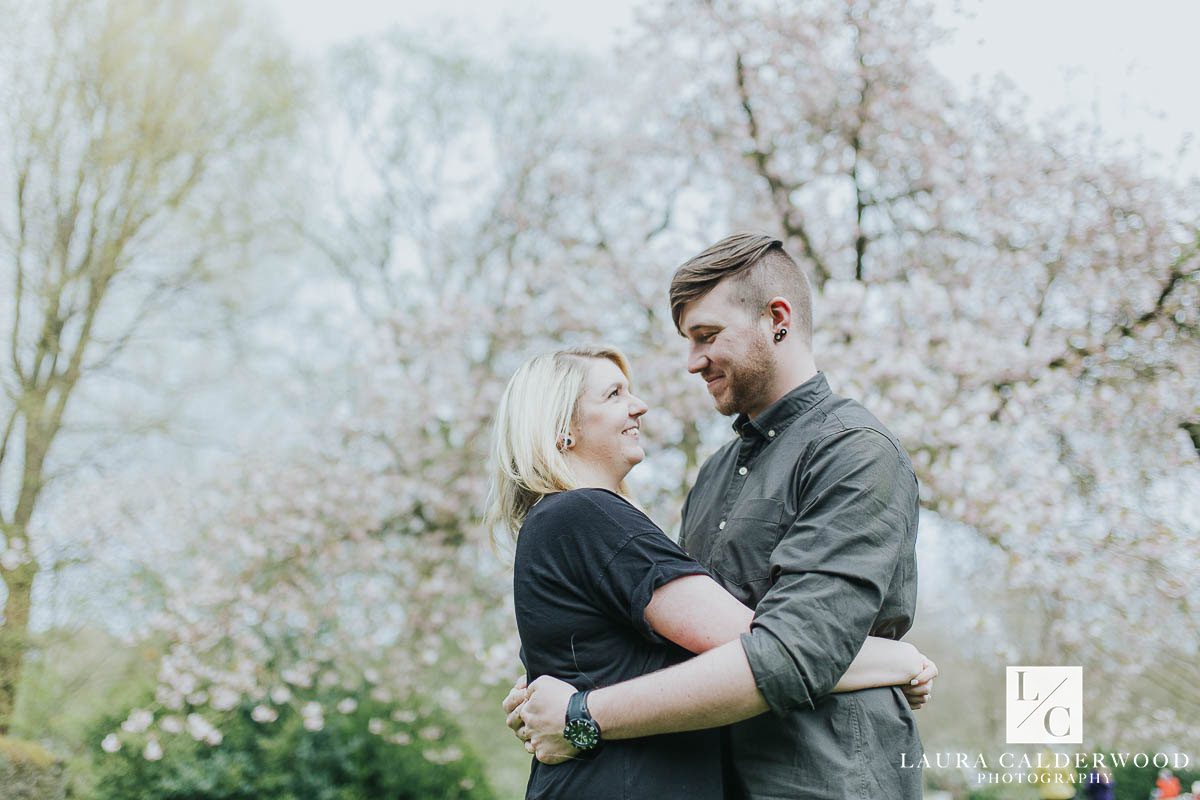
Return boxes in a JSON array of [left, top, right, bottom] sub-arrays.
[[0, 0, 299, 732]]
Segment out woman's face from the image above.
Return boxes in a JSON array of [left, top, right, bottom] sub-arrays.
[[569, 358, 648, 481]]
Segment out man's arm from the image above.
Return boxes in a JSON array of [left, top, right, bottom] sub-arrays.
[[520, 638, 765, 761], [521, 638, 936, 761], [587, 640, 768, 736], [742, 429, 918, 711]]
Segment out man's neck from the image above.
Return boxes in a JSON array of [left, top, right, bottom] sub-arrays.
[[748, 357, 818, 420]]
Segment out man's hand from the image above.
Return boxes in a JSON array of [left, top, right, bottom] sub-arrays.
[[522, 675, 580, 764], [902, 658, 938, 710]]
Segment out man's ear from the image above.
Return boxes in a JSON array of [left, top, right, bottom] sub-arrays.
[[766, 296, 793, 330]]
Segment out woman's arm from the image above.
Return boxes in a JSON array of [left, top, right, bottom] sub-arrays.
[[833, 636, 931, 691], [645, 575, 936, 694], [643, 575, 753, 652]]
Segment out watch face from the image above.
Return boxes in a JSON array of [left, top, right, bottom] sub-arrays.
[[563, 718, 600, 749]]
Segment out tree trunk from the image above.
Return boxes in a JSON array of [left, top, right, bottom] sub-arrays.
[[679, 419, 700, 496], [0, 412, 51, 735], [0, 555, 36, 735]]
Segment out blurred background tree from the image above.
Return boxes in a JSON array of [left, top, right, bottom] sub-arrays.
[[0, 0, 299, 736]]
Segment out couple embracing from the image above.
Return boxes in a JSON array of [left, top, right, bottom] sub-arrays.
[[487, 233, 936, 799]]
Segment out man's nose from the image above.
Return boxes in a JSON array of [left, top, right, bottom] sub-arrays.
[[687, 350, 707, 374]]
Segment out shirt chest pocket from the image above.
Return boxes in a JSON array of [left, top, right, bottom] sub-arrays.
[[711, 498, 785, 595]]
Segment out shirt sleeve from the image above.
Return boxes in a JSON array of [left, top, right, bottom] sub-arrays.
[[677, 484, 697, 553], [565, 490, 712, 645], [739, 428, 918, 713]]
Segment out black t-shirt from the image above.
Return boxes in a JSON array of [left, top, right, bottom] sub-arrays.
[[514, 488, 725, 800]]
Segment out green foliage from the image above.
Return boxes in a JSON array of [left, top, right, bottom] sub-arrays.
[[1107, 759, 1199, 800], [0, 736, 66, 800], [12, 627, 159, 748], [88, 690, 494, 800]]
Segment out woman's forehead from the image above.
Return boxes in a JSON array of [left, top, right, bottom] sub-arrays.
[[585, 357, 627, 388]]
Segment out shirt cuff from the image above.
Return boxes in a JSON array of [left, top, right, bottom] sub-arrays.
[[740, 628, 815, 714]]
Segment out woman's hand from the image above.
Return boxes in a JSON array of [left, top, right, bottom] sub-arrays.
[[502, 674, 529, 738], [903, 656, 937, 710]]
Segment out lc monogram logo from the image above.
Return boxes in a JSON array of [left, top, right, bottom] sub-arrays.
[[1005, 666, 1083, 744]]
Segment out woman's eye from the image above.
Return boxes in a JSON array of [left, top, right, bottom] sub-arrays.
[[608, 389, 620, 398]]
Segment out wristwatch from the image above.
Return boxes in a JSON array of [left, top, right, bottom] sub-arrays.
[[562, 690, 602, 750]]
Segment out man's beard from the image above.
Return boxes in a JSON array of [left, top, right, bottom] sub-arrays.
[[715, 333, 775, 417]]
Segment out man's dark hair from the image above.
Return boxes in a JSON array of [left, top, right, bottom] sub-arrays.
[[669, 232, 813, 343]]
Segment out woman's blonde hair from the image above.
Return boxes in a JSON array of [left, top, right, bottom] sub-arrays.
[[486, 345, 632, 539]]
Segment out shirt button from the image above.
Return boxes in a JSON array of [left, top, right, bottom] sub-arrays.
[[768, 429, 776, 438], [718, 520, 726, 530], [738, 466, 748, 475]]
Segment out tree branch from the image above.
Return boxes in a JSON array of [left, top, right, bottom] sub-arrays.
[[732, 50, 829, 284], [1181, 421, 1200, 457]]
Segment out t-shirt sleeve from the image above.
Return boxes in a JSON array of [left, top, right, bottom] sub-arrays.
[[555, 489, 711, 645]]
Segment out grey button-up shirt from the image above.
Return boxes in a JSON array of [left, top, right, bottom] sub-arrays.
[[680, 372, 922, 800]]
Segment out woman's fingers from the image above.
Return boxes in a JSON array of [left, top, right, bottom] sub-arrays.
[[911, 658, 938, 684], [903, 661, 933, 710], [501, 675, 529, 715], [905, 682, 931, 698], [506, 701, 526, 734]]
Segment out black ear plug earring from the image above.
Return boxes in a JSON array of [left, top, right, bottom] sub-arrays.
[[773, 327, 788, 343]]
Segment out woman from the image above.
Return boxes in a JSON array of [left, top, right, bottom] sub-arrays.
[[488, 346, 934, 800]]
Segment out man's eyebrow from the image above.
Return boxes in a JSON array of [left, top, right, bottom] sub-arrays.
[[684, 323, 720, 334]]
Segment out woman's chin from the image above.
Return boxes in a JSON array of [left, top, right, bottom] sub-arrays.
[[617, 449, 645, 474]]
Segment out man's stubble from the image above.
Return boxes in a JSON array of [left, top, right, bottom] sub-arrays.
[[716, 330, 776, 418]]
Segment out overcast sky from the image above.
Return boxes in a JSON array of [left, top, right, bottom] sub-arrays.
[[263, 0, 1200, 178]]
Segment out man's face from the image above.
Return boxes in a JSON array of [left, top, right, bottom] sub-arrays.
[[679, 280, 776, 417]]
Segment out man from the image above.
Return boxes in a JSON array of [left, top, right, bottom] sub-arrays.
[[508, 233, 927, 798]]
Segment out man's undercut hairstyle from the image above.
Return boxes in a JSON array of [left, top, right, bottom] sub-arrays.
[[669, 232, 813, 344]]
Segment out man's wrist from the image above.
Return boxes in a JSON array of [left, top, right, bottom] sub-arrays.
[[584, 686, 617, 739], [563, 689, 603, 750]]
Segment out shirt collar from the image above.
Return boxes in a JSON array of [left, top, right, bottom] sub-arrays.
[[732, 372, 830, 441]]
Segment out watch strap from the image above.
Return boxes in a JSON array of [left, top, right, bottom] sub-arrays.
[[564, 689, 602, 749]]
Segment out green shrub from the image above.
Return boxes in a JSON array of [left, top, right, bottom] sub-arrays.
[[88, 689, 494, 800], [0, 736, 67, 800], [1107, 758, 1198, 800]]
